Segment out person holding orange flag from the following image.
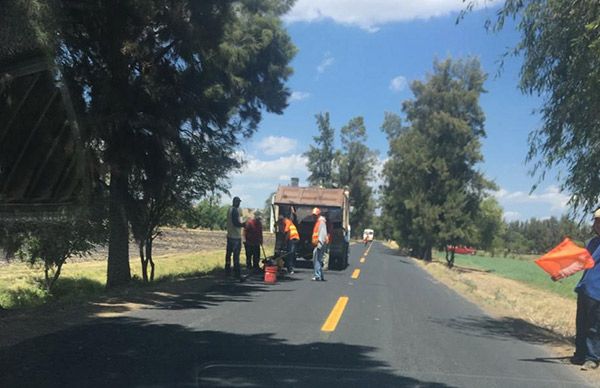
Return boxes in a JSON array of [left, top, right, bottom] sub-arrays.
[[572, 208, 600, 370]]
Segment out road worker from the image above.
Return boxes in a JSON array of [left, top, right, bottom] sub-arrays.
[[311, 207, 328, 281], [572, 208, 600, 370], [243, 213, 263, 273], [225, 196, 246, 281], [282, 213, 299, 275]]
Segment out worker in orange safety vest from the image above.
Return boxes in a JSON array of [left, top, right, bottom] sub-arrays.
[[311, 207, 328, 281], [283, 214, 299, 275]]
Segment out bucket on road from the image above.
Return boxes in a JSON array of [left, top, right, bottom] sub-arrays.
[[264, 265, 277, 284]]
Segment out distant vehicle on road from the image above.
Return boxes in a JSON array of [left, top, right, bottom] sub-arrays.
[[447, 245, 476, 255], [363, 229, 374, 244]]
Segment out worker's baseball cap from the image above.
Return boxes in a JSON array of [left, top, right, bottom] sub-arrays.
[[312, 207, 321, 216], [594, 208, 600, 219]]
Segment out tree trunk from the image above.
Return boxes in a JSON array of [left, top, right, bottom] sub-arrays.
[[445, 244, 454, 268], [4, 246, 16, 261], [422, 244, 432, 262], [447, 250, 455, 269], [106, 169, 131, 288], [45, 259, 65, 291], [139, 240, 148, 282], [146, 239, 155, 281]]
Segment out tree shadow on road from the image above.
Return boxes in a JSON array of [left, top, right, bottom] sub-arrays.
[[0, 317, 457, 387], [432, 315, 572, 347], [99, 272, 295, 313], [0, 270, 293, 349]]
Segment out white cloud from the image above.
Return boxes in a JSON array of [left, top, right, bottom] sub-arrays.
[[285, 0, 502, 31], [493, 185, 570, 212], [239, 153, 308, 180], [257, 136, 298, 156], [317, 52, 335, 74], [389, 75, 407, 92], [289, 91, 311, 102], [502, 211, 522, 222], [227, 153, 310, 208]]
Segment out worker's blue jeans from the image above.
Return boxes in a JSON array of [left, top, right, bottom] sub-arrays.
[[286, 239, 297, 271], [225, 237, 242, 277], [313, 245, 325, 280], [575, 292, 600, 362]]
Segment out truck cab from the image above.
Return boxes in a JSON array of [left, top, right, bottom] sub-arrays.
[[270, 185, 350, 270], [363, 229, 374, 244]]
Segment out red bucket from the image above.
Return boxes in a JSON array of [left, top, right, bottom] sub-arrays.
[[264, 265, 277, 284]]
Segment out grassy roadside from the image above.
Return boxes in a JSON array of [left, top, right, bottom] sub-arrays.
[[0, 250, 224, 309], [432, 251, 581, 300]]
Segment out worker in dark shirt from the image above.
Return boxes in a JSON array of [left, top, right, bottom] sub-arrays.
[[244, 214, 263, 272], [573, 208, 600, 370], [225, 196, 246, 280]]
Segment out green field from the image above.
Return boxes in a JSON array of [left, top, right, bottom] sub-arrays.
[[433, 251, 581, 300], [0, 250, 224, 309]]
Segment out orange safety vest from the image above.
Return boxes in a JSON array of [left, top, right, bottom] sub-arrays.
[[284, 218, 299, 240], [312, 220, 320, 246], [312, 217, 328, 246]]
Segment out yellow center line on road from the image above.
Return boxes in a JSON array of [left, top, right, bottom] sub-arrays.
[[351, 269, 361, 279], [321, 296, 349, 332], [360, 257, 365, 263]]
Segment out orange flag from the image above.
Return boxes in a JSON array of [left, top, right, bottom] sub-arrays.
[[535, 238, 595, 280]]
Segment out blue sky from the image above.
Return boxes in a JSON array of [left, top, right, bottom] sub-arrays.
[[228, 0, 570, 221]]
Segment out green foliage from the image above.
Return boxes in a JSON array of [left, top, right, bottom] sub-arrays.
[[380, 112, 405, 141], [500, 216, 592, 255], [481, 0, 600, 213], [473, 197, 505, 254], [304, 112, 337, 188], [262, 191, 275, 228], [381, 58, 492, 260], [337, 116, 378, 236], [185, 198, 229, 230], [18, 206, 107, 291]]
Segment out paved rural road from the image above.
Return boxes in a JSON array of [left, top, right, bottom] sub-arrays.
[[0, 242, 592, 387]]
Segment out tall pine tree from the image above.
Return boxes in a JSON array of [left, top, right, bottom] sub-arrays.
[[304, 112, 336, 188], [382, 58, 493, 261], [337, 117, 378, 237]]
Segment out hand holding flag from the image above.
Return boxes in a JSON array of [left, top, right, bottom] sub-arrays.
[[535, 238, 595, 281]]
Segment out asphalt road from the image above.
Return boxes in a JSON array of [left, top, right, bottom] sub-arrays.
[[0, 241, 592, 387]]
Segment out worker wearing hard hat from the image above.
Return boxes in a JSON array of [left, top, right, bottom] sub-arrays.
[[573, 208, 600, 370], [282, 212, 299, 275], [311, 207, 328, 281]]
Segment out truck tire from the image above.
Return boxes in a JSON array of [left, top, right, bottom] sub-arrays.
[[328, 253, 337, 270], [344, 242, 349, 268]]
